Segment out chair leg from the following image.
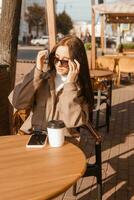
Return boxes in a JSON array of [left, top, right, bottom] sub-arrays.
[[106, 102, 110, 132], [109, 80, 112, 116], [96, 172, 102, 200], [73, 143, 102, 199], [96, 110, 100, 130], [95, 89, 101, 130]]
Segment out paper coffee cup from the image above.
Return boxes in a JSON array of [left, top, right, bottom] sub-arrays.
[[47, 120, 65, 147]]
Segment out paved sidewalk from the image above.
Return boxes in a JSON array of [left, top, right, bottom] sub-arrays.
[[18, 44, 44, 50], [16, 62, 134, 200]]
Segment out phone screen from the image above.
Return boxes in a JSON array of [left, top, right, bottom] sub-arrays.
[[26, 134, 47, 148]]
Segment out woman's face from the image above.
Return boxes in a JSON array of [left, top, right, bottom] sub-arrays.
[[54, 45, 70, 75]]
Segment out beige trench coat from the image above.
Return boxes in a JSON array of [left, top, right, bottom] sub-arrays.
[[12, 67, 91, 131]]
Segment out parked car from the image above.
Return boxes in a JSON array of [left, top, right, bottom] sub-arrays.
[[30, 35, 49, 46]]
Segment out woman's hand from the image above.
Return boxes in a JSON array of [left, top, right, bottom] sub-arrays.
[[36, 50, 49, 72], [66, 59, 80, 83]]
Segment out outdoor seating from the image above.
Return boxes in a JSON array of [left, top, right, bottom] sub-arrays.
[[90, 69, 113, 132], [95, 56, 115, 115], [96, 56, 116, 72], [93, 78, 112, 132], [118, 56, 134, 84], [96, 56, 118, 84]]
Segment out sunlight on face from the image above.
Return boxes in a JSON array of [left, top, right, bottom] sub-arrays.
[[55, 46, 70, 75]]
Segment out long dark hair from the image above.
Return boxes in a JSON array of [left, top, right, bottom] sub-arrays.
[[49, 35, 94, 110]]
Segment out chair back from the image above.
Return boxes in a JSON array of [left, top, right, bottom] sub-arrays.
[[96, 56, 115, 72], [118, 56, 134, 73], [13, 109, 30, 135]]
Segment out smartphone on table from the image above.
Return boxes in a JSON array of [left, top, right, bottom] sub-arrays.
[[26, 130, 47, 148]]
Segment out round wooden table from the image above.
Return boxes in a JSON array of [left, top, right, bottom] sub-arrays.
[[90, 69, 113, 79], [0, 135, 86, 200]]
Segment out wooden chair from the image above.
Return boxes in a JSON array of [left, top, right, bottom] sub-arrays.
[[96, 55, 119, 84], [92, 78, 112, 132], [118, 56, 134, 85], [96, 56, 116, 72], [13, 109, 31, 135], [91, 56, 116, 132]]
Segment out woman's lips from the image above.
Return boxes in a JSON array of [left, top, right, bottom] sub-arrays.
[[57, 67, 68, 71]]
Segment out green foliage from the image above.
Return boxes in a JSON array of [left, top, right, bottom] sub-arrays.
[[56, 11, 73, 35], [25, 3, 46, 36], [118, 43, 134, 51], [84, 42, 92, 50]]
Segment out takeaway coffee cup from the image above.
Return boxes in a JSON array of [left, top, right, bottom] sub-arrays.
[[47, 120, 65, 147]]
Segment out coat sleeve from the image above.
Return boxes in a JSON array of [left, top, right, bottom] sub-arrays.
[[12, 67, 43, 110], [59, 82, 90, 128]]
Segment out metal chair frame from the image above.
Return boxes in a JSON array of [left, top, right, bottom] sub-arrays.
[[73, 122, 102, 200], [93, 78, 112, 132]]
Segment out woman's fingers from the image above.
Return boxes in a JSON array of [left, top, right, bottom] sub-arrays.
[[36, 50, 49, 71], [69, 59, 80, 72], [68, 60, 74, 72], [74, 59, 80, 73], [37, 50, 49, 59], [67, 59, 80, 83]]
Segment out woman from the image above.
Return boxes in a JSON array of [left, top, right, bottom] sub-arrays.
[[12, 35, 94, 135]]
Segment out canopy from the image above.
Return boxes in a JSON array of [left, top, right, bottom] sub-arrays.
[[91, 0, 134, 69], [93, 0, 134, 15], [93, 0, 134, 23]]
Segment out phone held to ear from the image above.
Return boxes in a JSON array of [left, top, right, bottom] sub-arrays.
[[26, 130, 47, 148]]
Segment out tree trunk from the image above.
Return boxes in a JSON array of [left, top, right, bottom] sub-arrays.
[[36, 24, 39, 37], [0, 0, 22, 135], [28, 23, 32, 34]]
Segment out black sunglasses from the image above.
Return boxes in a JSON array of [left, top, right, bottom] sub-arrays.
[[54, 57, 69, 67]]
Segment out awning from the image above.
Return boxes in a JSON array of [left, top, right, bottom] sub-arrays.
[[92, 0, 134, 23]]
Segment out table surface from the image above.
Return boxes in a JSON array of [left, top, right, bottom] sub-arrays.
[[90, 69, 113, 78], [0, 135, 86, 200], [105, 54, 134, 57]]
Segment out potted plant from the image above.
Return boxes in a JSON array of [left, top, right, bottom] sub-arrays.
[[118, 43, 134, 53]]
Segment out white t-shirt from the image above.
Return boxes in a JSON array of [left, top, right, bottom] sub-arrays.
[[55, 73, 67, 92], [54, 73, 72, 137]]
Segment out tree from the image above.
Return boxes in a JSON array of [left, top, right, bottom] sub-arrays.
[[0, 0, 22, 134], [25, 3, 46, 37], [56, 11, 73, 35]]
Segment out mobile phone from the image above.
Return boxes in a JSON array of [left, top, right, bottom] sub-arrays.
[[26, 133, 47, 148]]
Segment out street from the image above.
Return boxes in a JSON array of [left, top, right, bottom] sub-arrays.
[[17, 45, 44, 60], [17, 45, 115, 61]]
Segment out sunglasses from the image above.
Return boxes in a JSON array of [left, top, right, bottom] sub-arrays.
[[54, 57, 69, 68]]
